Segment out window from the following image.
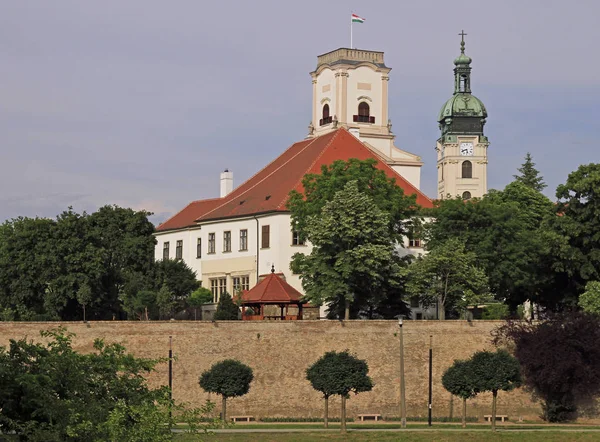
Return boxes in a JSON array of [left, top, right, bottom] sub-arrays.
[[462, 191, 472, 200], [175, 240, 183, 259], [233, 275, 250, 293], [409, 238, 422, 248], [239, 229, 248, 251], [163, 242, 170, 260], [208, 233, 215, 254], [292, 231, 305, 246], [320, 104, 332, 126], [462, 160, 472, 179], [210, 277, 227, 302], [353, 102, 375, 123], [223, 231, 231, 252], [261, 225, 270, 248], [196, 238, 202, 258], [410, 297, 420, 308]]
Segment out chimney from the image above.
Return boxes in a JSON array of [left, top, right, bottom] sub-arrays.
[[220, 169, 233, 197]]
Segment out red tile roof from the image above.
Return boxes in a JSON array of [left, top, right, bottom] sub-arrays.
[[156, 197, 222, 232], [241, 272, 303, 304], [156, 128, 432, 231]]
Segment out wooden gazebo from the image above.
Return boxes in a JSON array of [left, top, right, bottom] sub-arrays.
[[240, 268, 304, 320]]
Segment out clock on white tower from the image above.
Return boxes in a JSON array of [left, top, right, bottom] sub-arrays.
[[460, 142, 473, 156]]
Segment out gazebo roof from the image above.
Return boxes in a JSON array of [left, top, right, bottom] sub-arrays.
[[241, 271, 303, 304]]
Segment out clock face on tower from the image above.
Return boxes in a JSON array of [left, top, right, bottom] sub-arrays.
[[460, 142, 474, 156]]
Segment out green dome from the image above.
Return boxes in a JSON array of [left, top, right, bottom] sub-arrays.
[[438, 93, 487, 122], [454, 53, 472, 65]]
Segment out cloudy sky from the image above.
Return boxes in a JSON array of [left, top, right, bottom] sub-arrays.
[[1, 0, 598, 224]]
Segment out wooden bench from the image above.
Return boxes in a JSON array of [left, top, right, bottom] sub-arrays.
[[357, 413, 382, 422], [230, 416, 254, 422], [484, 414, 508, 422]]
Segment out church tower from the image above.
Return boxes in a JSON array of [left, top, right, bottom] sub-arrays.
[[308, 48, 423, 190], [436, 33, 489, 200]]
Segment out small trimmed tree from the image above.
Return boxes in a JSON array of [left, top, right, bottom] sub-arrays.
[[470, 350, 521, 431], [188, 287, 213, 320], [199, 359, 253, 427], [578, 281, 600, 315], [213, 292, 239, 320], [442, 359, 477, 428], [306, 350, 373, 433]]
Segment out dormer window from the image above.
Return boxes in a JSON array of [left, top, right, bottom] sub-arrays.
[[319, 104, 332, 126], [354, 102, 375, 123]]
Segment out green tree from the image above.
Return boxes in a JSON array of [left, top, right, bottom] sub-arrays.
[[405, 238, 488, 320], [425, 182, 558, 311], [213, 292, 239, 320], [442, 359, 477, 428], [469, 350, 521, 431], [288, 158, 417, 244], [578, 281, 600, 314], [513, 152, 547, 192], [306, 350, 373, 434], [0, 328, 213, 441], [76, 283, 93, 321], [188, 287, 213, 320], [554, 163, 600, 295], [156, 284, 175, 319], [481, 303, 510, 320], [199, 359, 253, 427], [291, 180, 409, 319], [153, 258, 199, 300]]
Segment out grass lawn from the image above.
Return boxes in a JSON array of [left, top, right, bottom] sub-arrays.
[[175, 430, 600, 441]]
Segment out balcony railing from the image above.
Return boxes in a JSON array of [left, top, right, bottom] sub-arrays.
[[319, 116, 333, 126], [353, 115, 375, 123]]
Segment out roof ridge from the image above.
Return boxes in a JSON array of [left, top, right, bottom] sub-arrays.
[[275, 129, 343, 210], [199, 135, 327, 221]]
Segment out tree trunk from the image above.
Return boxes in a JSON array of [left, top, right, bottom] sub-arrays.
[[341, 395, 347, 434], [491, 390, 497, 432], [438, 295, 445, 320], [462, 397, 467, 428], [83, 304, 86, 322], [222, 396, 227, 429], [324, 396, 329, 428], [344, 299, 350, 320]]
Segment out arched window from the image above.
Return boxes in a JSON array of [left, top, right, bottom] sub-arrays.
[[462, 160, 472, 179], [354, 102, 374, 123], [320, 104, 332, 126], [462, 191, 472, 200]]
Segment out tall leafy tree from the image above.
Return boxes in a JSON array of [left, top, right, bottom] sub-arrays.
[[306, 350, 373, 434], [513, 152, 547, 192], [405, 238, 489, 320], [288, 158, 418, 243], [469, 350, 521, 432], [495, 312, 600, 422], [553, 163, 600, 295], [442, 359, 477, 428], [291, 181, 409, 319], [199, 359, 253, 427], [425, 182, 558, 311]]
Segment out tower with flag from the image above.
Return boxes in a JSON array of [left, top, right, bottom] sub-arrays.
[[350, 13, 365, 48]]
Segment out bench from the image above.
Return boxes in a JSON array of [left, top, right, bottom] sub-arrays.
[[484, 414, 508, 422], [357, 413, 382, 422], [230, 416, 254, 423]]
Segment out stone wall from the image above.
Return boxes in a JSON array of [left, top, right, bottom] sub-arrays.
[[0, 320, 542, 420]]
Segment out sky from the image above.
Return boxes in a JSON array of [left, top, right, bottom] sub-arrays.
[[1, 0, 599, 224]]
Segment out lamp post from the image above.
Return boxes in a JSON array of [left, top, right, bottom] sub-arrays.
[[399, 317, 406, 428]]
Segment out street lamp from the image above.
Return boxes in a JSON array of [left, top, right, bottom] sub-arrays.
[[399, 317, 406, 428]]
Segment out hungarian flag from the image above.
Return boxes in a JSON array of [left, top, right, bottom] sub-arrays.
[[351, 14, 365, 23]]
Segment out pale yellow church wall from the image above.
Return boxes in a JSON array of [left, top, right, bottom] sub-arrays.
[[345, 65, 383, 126], [314, 68, 336, 131], [392, 165, 421, 190]]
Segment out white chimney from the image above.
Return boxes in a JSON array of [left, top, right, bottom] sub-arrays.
[[220, 169, 233, 197]]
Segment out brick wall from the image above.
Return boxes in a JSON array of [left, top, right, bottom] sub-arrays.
[[0, 320, 542, 420]]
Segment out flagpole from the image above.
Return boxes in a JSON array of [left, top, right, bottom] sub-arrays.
[[350, 14, 353, 48]]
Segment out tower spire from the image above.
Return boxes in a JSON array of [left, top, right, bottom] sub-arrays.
[[459, 30, 467, 54]]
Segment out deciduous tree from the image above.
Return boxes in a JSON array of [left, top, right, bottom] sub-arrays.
[[405, 238, 489, 320], [199, 359, 253, 427], [578, 281, 600, 314], [306, 350, 373, 434], [442, 359, 477, 428], [291, 180, 409, 319], [469, 350, 521, 431], [495, 312, 600, 422]]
